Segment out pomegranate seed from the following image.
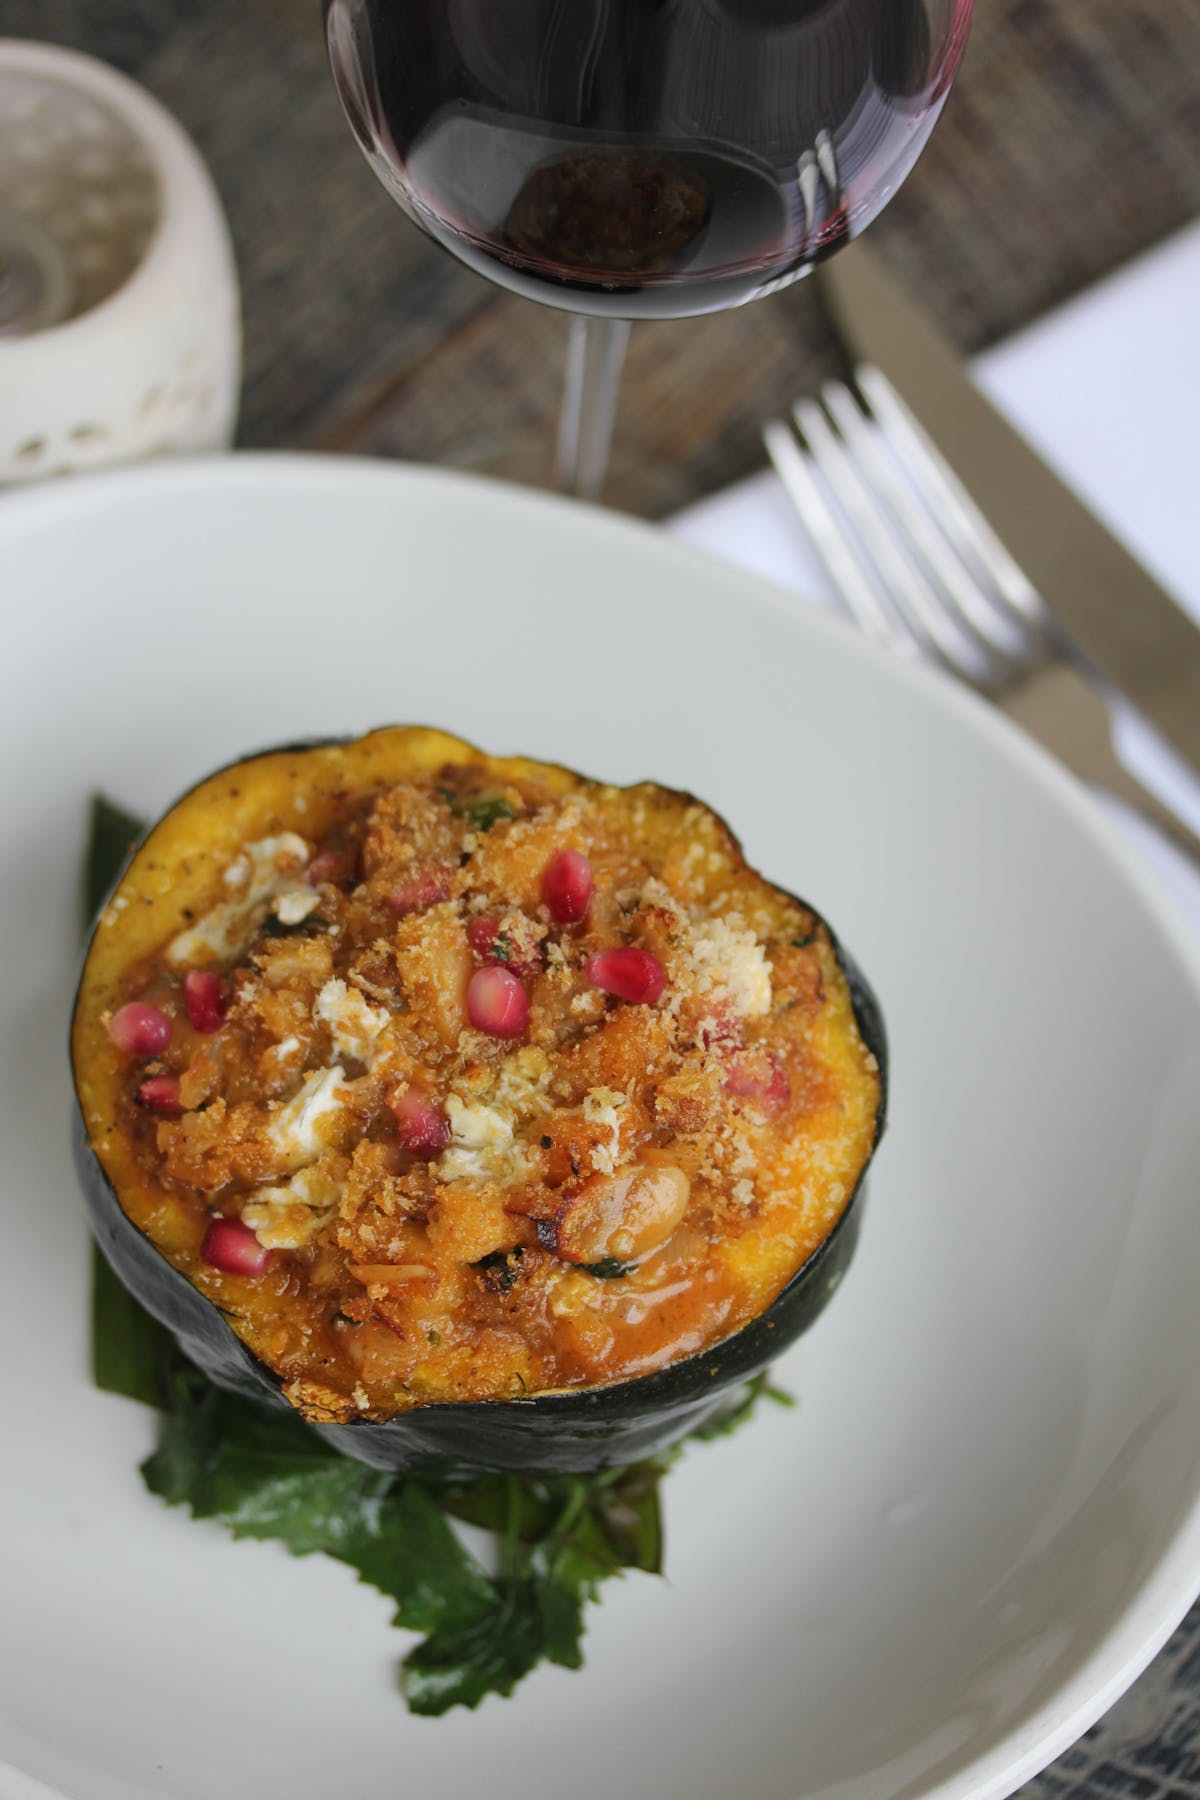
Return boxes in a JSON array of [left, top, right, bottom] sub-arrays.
[[108, 1001, 172, 1056], [388, 864, 451, 916], [183, 969, 226, 1033], [308, 848, 352, 888], [467, 965, 530, 1038], [391, 1087, 450, 1158], [725, 1055, 791, 1116], [467, 914, 542, 979], [586, 947, 665, 1006], [137, 1075, 183, 1114], [467, 914, 500, 959], [697, 1001, 739, 1050], [201, 1217, 273, 1277], [542, 849, 593, 925]]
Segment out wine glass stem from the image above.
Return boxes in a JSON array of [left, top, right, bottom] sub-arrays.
[[555, 315, 631, 501]]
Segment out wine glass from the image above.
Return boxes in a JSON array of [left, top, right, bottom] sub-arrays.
[[324, 0, 972, 499]]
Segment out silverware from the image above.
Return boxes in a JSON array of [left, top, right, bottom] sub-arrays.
[[816, 241, 1200, 776], [764, 372, 1200, 866]]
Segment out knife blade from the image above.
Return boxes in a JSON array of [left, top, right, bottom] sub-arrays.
[[817, 242, 1200, 774], [997, 660, 1199, 866]]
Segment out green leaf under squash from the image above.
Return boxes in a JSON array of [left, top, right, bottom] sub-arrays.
[[437, 1458, 664, 1576], [142, 1350, 497, 1634], [690, 1370, 796, 1441], [400, 1576, 555, 1713], [84, 794, 146, 927], [91, 1243, 176, 1407]]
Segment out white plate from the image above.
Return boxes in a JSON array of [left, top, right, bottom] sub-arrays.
[[3, 455, 1200, 1800]]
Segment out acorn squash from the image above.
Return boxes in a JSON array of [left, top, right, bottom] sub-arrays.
[[71, 727, 887, 1474]]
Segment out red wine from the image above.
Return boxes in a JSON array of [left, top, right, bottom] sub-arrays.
[[326, 0, 971, 320]]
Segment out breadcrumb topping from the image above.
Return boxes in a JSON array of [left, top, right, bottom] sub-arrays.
[[95, 754, 881, 1421]]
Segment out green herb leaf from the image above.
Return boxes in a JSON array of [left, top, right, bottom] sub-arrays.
[[587, 1460, 664, 1573], [690, 1370, 795, 1442], [582, 1256, 636, 1280], [142, 1350, 496, 1630], [471, 1249, 524, 1293], [456, 794, 517, 831], [400, 1577, 556, 1712], [90, 1243, 176, 1406], [437, 1471, 556, 1538], [438, 1461, 663, 1576], [399, 1471, 616, 1713], [84, 795, 147, 929], [368, 1485, 498, 1634]]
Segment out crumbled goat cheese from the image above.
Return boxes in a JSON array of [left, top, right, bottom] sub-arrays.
[[446, 1096, 512, 1150], [437, 1048, 552, 1182], [439, 1092, 525, 1183], [268, 1065, 348, 1169], [582, 1086, 629, 1176], [243, 1161, 343, 1249], [274, 887, 323, 927], [168, 833, 311, 965], [488, 1045, 552, 1115], [314, 978, 388, 1063]]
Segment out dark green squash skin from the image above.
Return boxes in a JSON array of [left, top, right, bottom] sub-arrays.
[[72, 743, 888, 1476]]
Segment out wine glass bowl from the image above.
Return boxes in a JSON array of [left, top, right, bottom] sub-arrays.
[[325, 0, 972, 321], [324, 0, 971, 496]]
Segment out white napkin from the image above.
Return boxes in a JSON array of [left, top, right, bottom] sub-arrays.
[[668, 220, 1200, 934]]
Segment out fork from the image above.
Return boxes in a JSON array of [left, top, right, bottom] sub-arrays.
[[763, 367, 1200, 867]]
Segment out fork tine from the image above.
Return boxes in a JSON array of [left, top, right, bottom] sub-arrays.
[[856, 365, 1051, 635], [818, 378, 1032, 664], [766, 376, 1200, 869], [762, 418, 918, 656], [792, 397, 998, 682]]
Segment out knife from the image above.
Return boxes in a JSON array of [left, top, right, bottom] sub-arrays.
[[816, 242, 1200, 775]]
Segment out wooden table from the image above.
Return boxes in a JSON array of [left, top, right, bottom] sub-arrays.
[[11, 2, 1200, 1792], [10, 0, 1200, 520]]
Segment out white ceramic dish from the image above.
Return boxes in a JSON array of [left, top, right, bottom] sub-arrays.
[[2, 456, 1200, 1800]]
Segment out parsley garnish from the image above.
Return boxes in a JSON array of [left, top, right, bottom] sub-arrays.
[[583, 1256, 637, 1279], [452, 792, 517, 831]]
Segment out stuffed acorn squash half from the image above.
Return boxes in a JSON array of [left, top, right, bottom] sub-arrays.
[[72, 727, 886, 1473]]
